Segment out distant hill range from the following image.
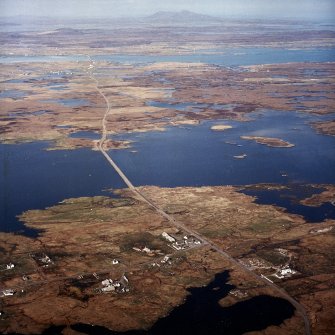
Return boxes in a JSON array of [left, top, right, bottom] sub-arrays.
[[143, 10, 223, 25]]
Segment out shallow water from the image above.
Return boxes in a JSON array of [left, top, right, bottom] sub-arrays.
[[147, 101, 208, 111], [0, 89, 27, 99], [42, 98, 92, 107], [8, 110, 52, 118]]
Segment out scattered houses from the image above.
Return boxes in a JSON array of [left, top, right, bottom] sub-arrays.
[[31, 253, 53, 267], [239, 257, 272, 270], [310, 226, 333, 234], [161, 256, 171, 264], [22, 275, 30, 281], [240, 253, 298, 281], [0, 262, 15, 271], [229, 289, 248, 298], [150, 255, 173, 268], [170, 234, 202, 251], [6, 263, 15, 270]]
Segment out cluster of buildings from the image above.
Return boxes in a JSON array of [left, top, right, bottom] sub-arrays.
[[97, 274, 130, 294], [132, 246, 164, 257], [239, 252, 298, 282], [273, 265, 297, 279], [150, 255, 172, 268], [239, 257, 272, 270], [161, 231, 202, 251]]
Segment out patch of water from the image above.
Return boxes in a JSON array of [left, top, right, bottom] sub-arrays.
[[1, 48, 334, 66], [0, 89, 27, 99], [2, 109, 334, 235], [241, 184, 335, 223], [70, 131, 101, 140], [49, 85, 68, 91], [0, 142, 124, 235], [71, 271, 295, 335], [110, 110, 335, 187], [108, 110, 335, 221], [91, 48, 335, 66], [42, 98, 91, 107], [147, 101, 208, 111], [8, 110, 53, 118], [55, 125, 72, 129]]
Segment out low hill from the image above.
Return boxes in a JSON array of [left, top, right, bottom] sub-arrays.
[[144, 10, 222, 25]]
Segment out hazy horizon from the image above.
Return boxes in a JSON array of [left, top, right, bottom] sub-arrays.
[[0, 0, 334, 21]]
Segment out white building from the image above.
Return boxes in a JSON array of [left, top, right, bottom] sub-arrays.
[[162, 232, 176, 243], [1, 289, 15, 297]]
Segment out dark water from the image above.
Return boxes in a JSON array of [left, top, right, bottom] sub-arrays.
[[0, 142, 124, 235], [70, 271, 295, 335], [111, 110, 335, 187], [1, 110, 335, 234], [241, 185, 335, 223], [1, 47, 335, 66]]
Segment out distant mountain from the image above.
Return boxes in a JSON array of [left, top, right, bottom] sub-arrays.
[[144, 10, 222, 25]]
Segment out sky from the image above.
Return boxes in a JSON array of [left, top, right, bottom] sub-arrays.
[[0, 0, 334, 21]]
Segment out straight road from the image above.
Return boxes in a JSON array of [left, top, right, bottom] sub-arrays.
[[88, 61, 311, 335]]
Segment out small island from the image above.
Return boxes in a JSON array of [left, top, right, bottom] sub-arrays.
[[312, 120, 335, 137], [211, 124, 233, 131], [241, 136, 295, 148]]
